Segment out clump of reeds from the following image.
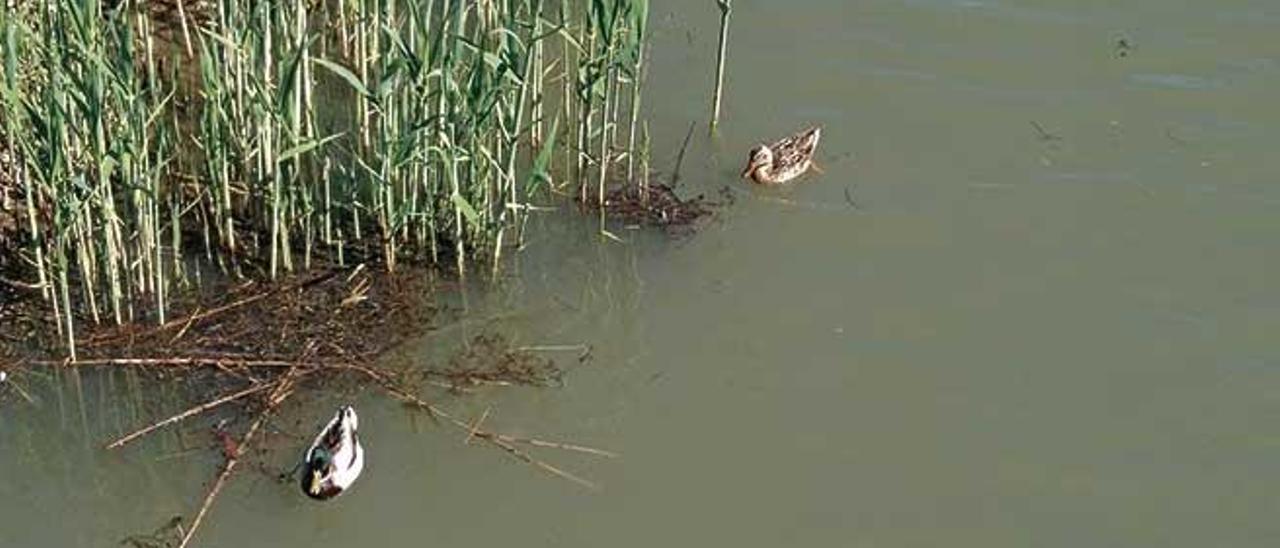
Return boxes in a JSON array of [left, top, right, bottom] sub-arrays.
[[1, 0, 653, 356], [2, 0, 176, 358]]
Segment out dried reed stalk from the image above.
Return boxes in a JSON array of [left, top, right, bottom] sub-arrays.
[[178, 368, 300, 548]]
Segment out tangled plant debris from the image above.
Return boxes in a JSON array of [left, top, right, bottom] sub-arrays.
[[0, 266, 613, 548], [599, 181, 733, 235]]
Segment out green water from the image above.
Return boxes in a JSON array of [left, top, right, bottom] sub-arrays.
[[5, 1, 1280, 546]]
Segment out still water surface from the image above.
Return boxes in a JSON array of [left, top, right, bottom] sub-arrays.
[[4, 0, 1280, 546]]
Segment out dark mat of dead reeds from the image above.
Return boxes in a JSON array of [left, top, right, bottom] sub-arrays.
[[597, 180, 733, 236]]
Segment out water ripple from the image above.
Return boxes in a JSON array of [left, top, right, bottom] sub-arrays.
[[1128, 73, 1224, 90]]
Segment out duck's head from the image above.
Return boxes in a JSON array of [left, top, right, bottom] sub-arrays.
[[741, 145, 773, 179], [304, 448, 333, 497]]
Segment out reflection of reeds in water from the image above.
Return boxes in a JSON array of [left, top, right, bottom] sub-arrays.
[[0, 0, 652, 356]]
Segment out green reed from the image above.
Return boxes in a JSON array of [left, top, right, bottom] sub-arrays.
[[1, 0, 652, 356], [2, 0, 174, 358]]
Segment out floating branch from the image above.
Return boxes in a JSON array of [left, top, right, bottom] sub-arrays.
[[178, 368, 301, 548], [105, 378, 286, 450]]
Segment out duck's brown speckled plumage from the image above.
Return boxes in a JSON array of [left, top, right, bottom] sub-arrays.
[[742, 126, 822, 185]]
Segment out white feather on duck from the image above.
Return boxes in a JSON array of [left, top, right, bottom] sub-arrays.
[[301, 406, 365, 500]]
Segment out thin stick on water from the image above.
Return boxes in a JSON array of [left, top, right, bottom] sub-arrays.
[[177, 413, 265, 548], [105, 381, 278, 450], [178, 369, 298, 548], [491, 433, 620, 458], [710, 0, 732, 132], [473, 426, 601, 491], [361, 369, 607, 490], [671, 120, 697, 186], [464, 406, 491, 445], [40, 357, 300, 368]]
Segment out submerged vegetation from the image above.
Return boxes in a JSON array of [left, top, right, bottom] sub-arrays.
[[0, 0, 653, 356]]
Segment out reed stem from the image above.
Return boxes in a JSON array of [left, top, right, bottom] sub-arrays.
[[710, 0, 732, 132]]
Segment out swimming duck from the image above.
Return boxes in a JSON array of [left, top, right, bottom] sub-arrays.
[[301, 405, 365, 500], [741, 126, 822, 184]]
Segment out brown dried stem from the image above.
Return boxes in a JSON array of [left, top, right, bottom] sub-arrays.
[[105, 379, 281, 450], [84, 271, 338, 348], [178, 369, 299, 548], [365, 371, 604, 490], [490, 433, 619, 459], [38, 357, 299, 368]]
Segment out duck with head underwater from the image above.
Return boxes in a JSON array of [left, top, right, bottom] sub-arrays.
[[301, 405, 365, 500]]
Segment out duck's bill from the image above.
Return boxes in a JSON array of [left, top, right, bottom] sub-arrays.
[[308, 470, 324, 495]]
